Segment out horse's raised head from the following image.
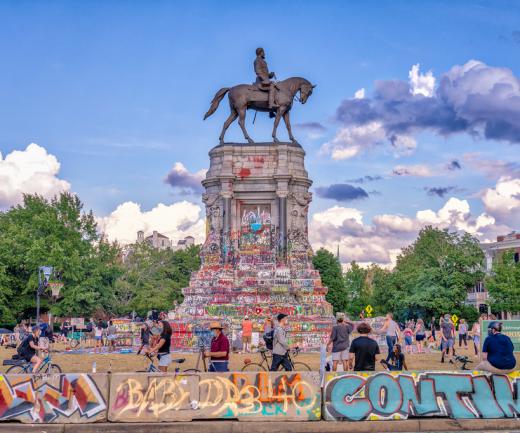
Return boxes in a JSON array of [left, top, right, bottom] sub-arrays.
[[299, 81, 316, 104]]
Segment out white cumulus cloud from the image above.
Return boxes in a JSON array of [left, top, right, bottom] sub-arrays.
[[481, 177, 520, 226], [0, 143, 71, 209], [97, 201, 205, 245], [409, 63, 436, 97]]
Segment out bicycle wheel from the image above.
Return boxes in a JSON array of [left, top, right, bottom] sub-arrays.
[[70, 339, 80, 349], [241, 362, 267, 372], [182, 368, 201, 373], [6, 365, 27, 374], [292, 362, 311, 371], [46, 363, 62, 374]]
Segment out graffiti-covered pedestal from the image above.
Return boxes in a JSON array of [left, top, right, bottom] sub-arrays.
[[172, 142, 334, 350]]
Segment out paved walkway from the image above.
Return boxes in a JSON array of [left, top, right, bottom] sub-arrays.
[[2, 419, 520, 433]]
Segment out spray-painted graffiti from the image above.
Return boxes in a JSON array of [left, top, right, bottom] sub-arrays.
[[323, 371, 520, 421], [109, 372, 321, 422], [0, 374, 108, 423]]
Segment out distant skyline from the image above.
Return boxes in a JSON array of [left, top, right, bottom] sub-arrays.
[[1, 0, 519, 267]]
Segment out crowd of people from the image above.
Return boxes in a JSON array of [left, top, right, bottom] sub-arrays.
[[4, 310, 516, 375]]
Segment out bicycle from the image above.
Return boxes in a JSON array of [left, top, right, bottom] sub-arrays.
[[241, 347, 311, 371], [138, 353, 187, 373], [3, 349, 62, 374], [454, 355, 473, 371], [183, 344, 209, 373]]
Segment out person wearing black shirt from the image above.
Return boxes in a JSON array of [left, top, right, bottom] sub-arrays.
[[137, 322, 151, 355], [349, 322, 380, 371], [146, 320, 172, 372], [18, 326, 47, 372]]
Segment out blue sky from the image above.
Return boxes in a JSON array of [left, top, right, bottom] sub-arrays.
[[1, 1, 519, 265]]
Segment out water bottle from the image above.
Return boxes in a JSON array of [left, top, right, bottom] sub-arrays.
[[92, 361, 97, 373]]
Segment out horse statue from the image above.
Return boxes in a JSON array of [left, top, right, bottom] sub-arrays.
[[204, 77, 316, 144]]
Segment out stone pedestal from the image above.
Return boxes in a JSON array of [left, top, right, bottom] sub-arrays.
[[172, 142, 334, 351]]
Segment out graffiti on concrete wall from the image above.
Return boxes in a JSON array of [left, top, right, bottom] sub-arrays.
[[0, 374, 108, 423], [323, 371, 520, 421], [109, 372, 321, 422]]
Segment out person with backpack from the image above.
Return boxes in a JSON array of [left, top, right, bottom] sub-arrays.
[[270, 314, 292, 371], [17, 325, 48, 372]]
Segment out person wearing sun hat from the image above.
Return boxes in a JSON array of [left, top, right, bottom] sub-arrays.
[[204, 321, 230, 372]]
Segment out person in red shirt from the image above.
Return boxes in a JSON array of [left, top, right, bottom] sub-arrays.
[[204, 321, 230, 372], [241, 315, 253, 353]]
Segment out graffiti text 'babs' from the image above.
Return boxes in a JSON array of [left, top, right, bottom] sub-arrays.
[[324, 372, 520, 421], [113, 373, 319, 418]]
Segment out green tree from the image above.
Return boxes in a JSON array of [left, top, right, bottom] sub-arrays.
[[312, 248, 346, 313], [486, 250, 520, 313], [0, 193, 122, 321], [389, 226, 483, 320], [343, 261, 369, 317], [115, 242, 200, 316]]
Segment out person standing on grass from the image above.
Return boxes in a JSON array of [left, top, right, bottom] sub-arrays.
[[137, 321, 151, 355], [429, 316, 437, 342], [94, 321, 103, 354], [241, 315, 253, 353], [441, 314, 455, 363], [380, 313, 401, 361], [205, 321, 230, 372], [458, 318, 468, 348], [403, 324, 414, 354], [415, 318, 426, 353], [107, 320, 117, 353], [146, 320, 173, 372], [471, 316, 482, 357], [271, 313, 292, 371], [327, 315, 354, 371], [349, 322, 380, 371]]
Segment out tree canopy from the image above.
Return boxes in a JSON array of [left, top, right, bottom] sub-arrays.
[[486, 250, 520, 314]]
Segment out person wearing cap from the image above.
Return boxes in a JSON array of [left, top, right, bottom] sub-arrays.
[[241, 315, 253, 353], [270, 313, 292, 371], [205, 321, 230, 372], [17, 325, 48, 372], [476, 321, 516, 373]]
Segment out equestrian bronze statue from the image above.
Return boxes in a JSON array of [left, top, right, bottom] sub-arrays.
[[204, 48, 316, 144]]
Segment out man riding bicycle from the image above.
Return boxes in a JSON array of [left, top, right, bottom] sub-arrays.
[[17, 325, 48, 372]]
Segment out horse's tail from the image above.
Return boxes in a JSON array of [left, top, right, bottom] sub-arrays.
[[203, 87, 230, 120]]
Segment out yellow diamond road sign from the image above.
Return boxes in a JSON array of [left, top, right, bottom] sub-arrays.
[[451, 314, 459, 324], [365, 305, 373, 314]]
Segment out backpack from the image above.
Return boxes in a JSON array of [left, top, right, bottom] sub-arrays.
[[16, 335, 30, 356], [263, 329, 274, 350]]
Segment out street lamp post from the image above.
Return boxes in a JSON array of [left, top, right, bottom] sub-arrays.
[[36, 266, 53, 324]]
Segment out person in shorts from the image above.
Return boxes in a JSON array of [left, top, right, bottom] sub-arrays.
[[241, 315, 253, 353], [146, 320, 172, 372], [94, 321, 104, 353], [414, 318, 426, 353], [18, 326, 47, 372], [107, 320, 117, 353], [441, 314, 455, 363], [327, 315, 354, 371]]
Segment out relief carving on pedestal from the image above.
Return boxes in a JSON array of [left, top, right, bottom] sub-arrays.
[[288, 192, 312, 252], [202, 193, 222, 257]]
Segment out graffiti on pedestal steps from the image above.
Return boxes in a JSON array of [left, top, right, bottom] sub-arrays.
[[323, 371, 520, 421], [0, 374, 107, 423]]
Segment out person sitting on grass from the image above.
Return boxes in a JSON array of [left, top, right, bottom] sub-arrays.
[[476, 321, 516, 373], [380, 343, 408, 371], [17, 325, 48, 373]]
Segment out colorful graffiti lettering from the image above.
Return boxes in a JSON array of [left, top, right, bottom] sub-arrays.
[[323, 372, 520, 421], [109, 372, 321, 421], [0, 374, 107, 423]]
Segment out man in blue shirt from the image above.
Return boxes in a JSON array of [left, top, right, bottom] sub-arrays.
[[476, 321, 516, 373]]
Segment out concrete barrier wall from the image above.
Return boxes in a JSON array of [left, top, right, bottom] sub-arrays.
[[0, 371, 518, 423], [0, 373, 108, 423], [108, 371, 322, 422], [323, 371, 520, 421]]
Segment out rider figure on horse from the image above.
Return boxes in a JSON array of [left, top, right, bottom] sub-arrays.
[[254, 47, 278, 110]]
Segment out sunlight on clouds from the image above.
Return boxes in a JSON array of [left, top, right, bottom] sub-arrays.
[[0, 143, 71, 209]]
